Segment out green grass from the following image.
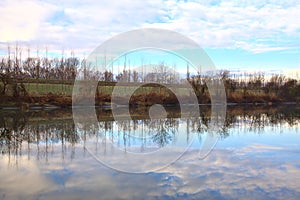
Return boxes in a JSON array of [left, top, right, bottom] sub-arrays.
[[24, 83, 73, 95], [10, 82, 172, 97], [1, 81, 203, 97]]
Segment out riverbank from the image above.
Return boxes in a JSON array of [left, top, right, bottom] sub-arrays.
[[0, 92, 299, 110]]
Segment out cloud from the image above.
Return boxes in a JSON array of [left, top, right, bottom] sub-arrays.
[[234, 41, 292, 53], [0, 0, 56, 42], [144, 0, 300, 52], [0, 0, 166, 55], [0, 0, 299, 56]]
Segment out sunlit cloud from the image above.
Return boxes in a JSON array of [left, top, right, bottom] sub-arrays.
[[0, 0, 56, 42]]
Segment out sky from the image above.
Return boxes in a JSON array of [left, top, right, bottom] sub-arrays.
[[0, 0, 299, 76]]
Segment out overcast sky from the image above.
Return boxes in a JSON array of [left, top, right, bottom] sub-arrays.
[[0, 0, 299, 73]]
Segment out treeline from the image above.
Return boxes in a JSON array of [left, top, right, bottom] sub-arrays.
[[189, 70, 300, 103], [0, 46, 300, 104], [0, 46, 79, 96]]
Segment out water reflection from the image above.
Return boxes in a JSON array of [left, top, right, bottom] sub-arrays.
[[0, 105, 299, 199], [1, 105, 299, 156]]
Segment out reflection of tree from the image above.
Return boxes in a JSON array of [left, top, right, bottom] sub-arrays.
[[77, 105, 300, 149], [94, 118, 179, 148], [0, 111, 27, 156], [1, 105, 300, 164], [225, 105, 300, 134], [149, 119, 178, 147], [0, 110, 78, 164]]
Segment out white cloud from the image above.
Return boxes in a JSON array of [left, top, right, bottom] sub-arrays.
[[143, 0, 300, 52], [0, 0, 299, 55], [234, 41, 292, 53], [0, 0, 56, 42]]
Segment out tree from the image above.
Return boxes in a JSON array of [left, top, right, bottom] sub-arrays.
[[0, 58, 12, 95]]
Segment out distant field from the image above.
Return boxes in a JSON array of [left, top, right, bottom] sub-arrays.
[[21, 81, 190, 96], [1, 80, 263, 97], [2, 80, 297, 104], [25, 83, 73, 95]]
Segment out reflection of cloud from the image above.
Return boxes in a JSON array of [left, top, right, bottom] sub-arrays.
[[235, 143, 286, 155], [169, 146, 300, 199], [1, 143, 300, 199], [0, 155, 58, 199]]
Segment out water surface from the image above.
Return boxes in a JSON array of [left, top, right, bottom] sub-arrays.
[[0, 105, 299, 199]]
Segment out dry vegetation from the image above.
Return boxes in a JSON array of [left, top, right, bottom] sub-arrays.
[[1, 46, 299, 108]]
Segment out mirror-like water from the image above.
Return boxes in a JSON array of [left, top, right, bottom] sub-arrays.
[[0, 105, 299, 199]]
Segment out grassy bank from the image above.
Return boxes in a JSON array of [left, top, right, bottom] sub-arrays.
[[0, 81, 299, 109]]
